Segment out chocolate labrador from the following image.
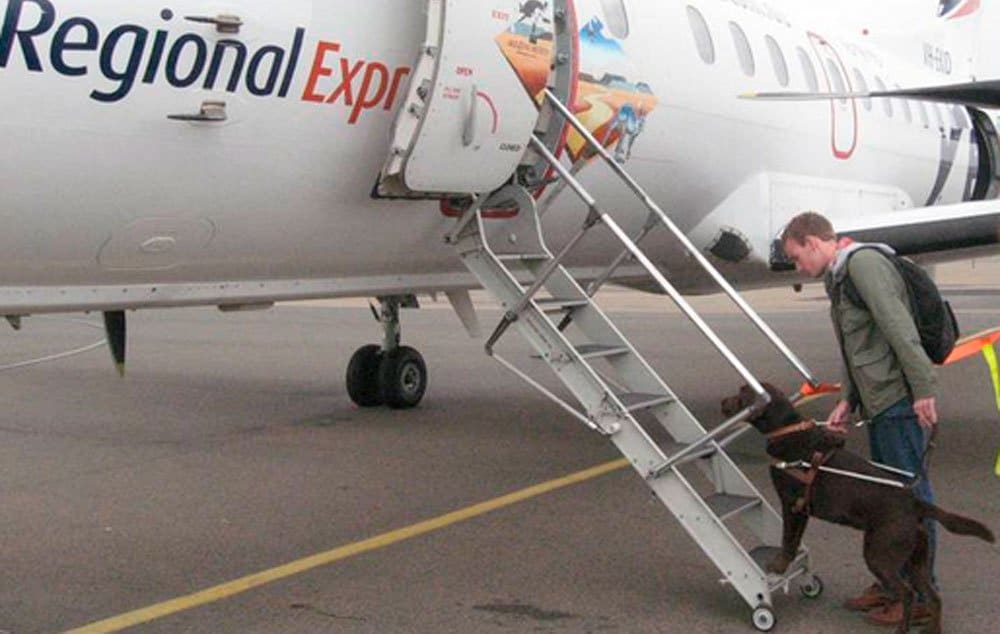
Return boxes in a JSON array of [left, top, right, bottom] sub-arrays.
[[721, 383, 995, 634]]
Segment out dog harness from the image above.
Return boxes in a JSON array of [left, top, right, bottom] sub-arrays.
[[764, 420, 830, 513], [764, 419, 908, 514]]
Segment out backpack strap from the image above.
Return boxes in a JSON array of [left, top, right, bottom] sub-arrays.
[[838, 247, 882, 311]]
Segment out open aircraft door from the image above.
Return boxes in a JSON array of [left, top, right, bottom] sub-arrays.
[[376, 1, 556, 198]]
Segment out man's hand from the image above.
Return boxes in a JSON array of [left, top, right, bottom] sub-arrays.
[[826, 400, 853, 434], [913, 397, 938, 429]]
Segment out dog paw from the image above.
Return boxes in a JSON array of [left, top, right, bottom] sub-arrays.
[[766, 555, 792, 574]]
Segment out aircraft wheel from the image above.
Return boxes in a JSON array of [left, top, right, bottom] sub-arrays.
[[346, 344, 383, 407], [378, 346, 427, 409]]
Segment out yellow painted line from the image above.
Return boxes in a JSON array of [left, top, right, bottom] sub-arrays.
[[64, 458, 631, 633]]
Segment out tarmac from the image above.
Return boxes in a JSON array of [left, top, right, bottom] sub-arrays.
[[1, 258, 998, 633]]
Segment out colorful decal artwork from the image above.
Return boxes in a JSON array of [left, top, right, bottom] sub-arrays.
[[495, 1, 658, 166], [495, 2, 556, 99], [571, 14, 658, 164]]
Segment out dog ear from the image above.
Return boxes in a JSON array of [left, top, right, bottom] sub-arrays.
[[721, 384, 758, 417], [747, 382, 802, 432], [720, 395, 738, 417]]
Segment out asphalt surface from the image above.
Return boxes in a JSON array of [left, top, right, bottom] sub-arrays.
[[1, 269, 999, 633]]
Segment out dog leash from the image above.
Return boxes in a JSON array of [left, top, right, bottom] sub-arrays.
[[765, 422, 912, 492], [814, 418, 870, 428], [813, 419, 938, 489]]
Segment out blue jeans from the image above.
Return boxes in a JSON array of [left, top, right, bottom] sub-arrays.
[[869, 398, 937, 590]]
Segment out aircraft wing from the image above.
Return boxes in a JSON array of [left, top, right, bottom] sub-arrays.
[[771, 199, 1000, 270], [742, 79, 1000, 109]]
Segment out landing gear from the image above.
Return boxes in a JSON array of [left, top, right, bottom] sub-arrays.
[[345, 296, 427, 409], [346, 344, 383, 407], [378, 346, 427, 408]]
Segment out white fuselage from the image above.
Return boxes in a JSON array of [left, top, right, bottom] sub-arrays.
[[0, 0, 986, 313]]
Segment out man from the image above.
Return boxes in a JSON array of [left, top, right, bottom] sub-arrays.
[[780, 211, 938, 627]]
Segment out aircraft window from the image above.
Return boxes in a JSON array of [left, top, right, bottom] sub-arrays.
[[852, 69, 872, 111], [796, 47, 818, 92], [824, 59, 847, 102], [600, 0, 630, 39], [873, 76, 892, 117], [952, 105, 970, 129], [686, 6, 715, 64], [932, 104, 944, 130], [895, 86, 913, 124], [916, 100, 930, 128], [765, 36, 789, 86], [729, 22, 755, 76]]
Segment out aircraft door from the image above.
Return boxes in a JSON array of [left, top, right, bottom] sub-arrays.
[[808, 34, 857, 160], [377, 1, 555, 197], [969, 108, 1000, 200]]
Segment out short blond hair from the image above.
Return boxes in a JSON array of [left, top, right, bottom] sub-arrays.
[[781, 212, 837, 246]]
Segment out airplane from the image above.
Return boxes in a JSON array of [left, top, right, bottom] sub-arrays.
[[2, 0, 997, 410], [4, 1, 1000, 629]]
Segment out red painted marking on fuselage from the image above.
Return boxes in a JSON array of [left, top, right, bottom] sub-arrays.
[[301, 40, 410, 124], [808, 32, 858, 161]]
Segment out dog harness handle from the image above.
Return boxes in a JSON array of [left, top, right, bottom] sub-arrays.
[[764, 419, 816, 441]]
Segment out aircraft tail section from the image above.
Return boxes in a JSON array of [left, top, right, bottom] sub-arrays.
[[931, 0, 986, 78], [936, 0, 983, 21], [864, 0, 986, 80]]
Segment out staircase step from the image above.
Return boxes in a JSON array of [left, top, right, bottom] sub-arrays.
[[749, 546, 809, 578], [534, 298, 590, 313], [616, 392, 675, 412], [575, 344, 631, 359], [705, 493, 762, 521]]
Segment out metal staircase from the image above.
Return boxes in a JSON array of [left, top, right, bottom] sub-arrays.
[[445, 90, 824, 632]]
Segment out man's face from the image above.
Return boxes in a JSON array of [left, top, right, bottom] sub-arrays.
[[783, 236, 831, 278]]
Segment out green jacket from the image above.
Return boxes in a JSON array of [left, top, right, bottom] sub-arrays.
[[824, 245, 937, 418]]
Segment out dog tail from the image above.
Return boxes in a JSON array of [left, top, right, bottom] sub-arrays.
[[917, 500, 996, 543]]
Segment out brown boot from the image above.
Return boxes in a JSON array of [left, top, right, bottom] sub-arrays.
[[843, 582, 892, 612], [864, 600, 932, 627]]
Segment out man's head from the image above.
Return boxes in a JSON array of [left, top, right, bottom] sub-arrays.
[[780, 212, 839, 278]]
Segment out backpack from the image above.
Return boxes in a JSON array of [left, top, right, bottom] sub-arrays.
[[841, 247, 959, 365]]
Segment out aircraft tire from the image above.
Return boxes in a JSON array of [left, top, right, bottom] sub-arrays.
[[378, 346, 427, 409], [346, 344, 384, 407]]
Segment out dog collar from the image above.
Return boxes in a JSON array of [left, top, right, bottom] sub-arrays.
[[765, 419, 816, 441]]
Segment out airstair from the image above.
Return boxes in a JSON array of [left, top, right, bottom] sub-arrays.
[[444, 90, 824, 632], [376, 3, 825, 629]]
